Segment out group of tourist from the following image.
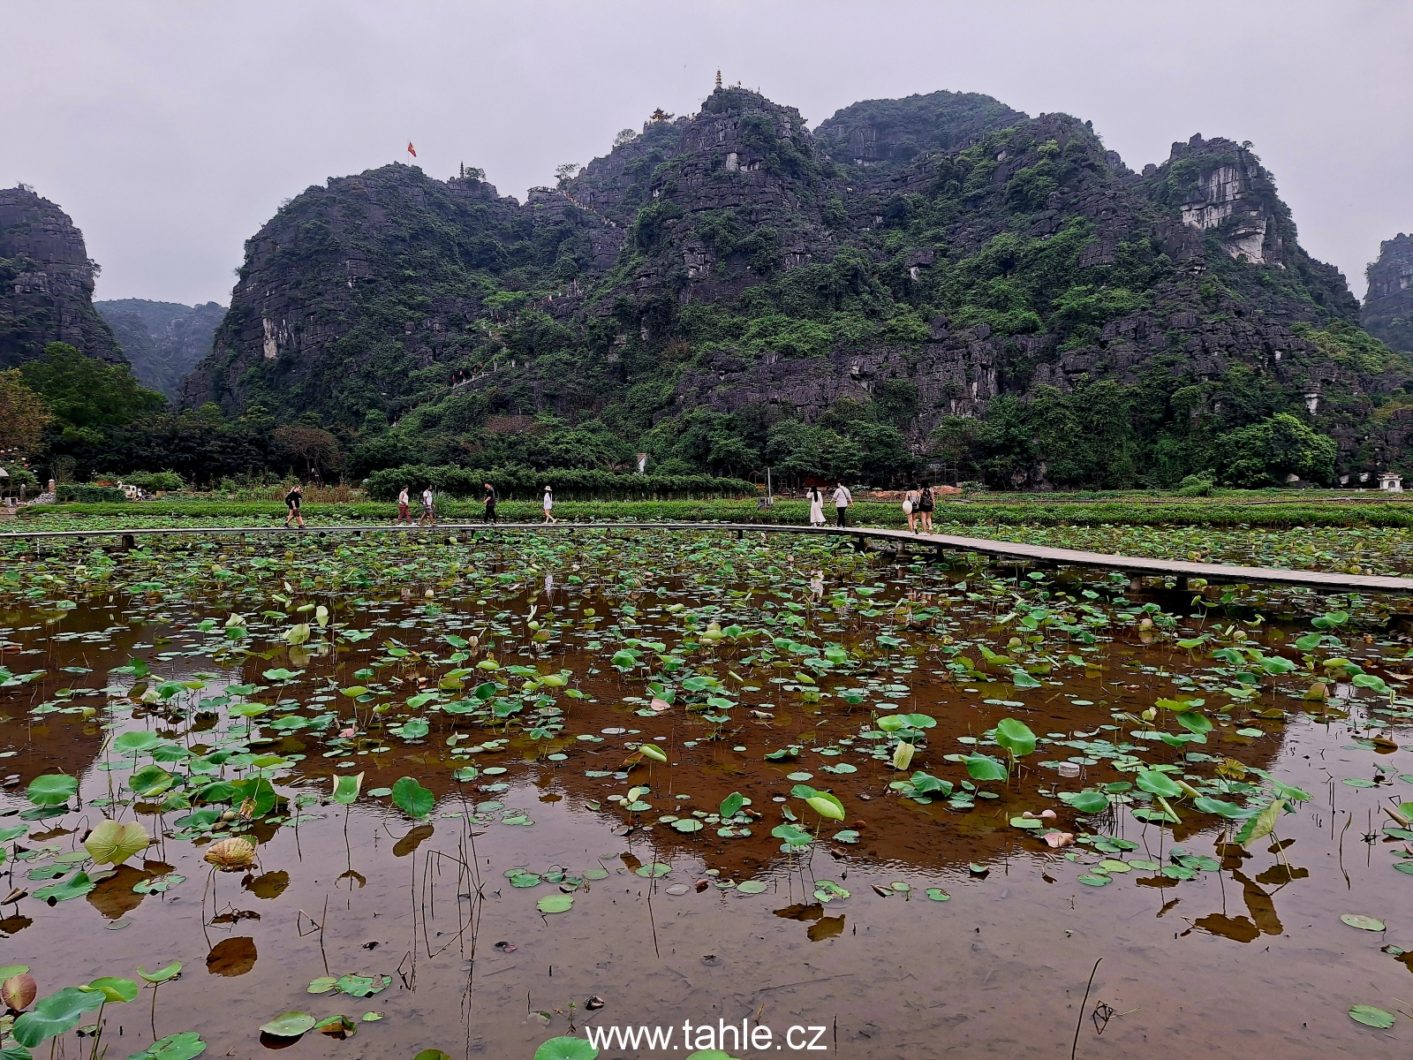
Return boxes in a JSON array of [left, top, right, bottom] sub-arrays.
[[283, 481, 937, 532], [800, 481, 935, 532], [392, 482, 509, 526], [804, 482, 854, 527]]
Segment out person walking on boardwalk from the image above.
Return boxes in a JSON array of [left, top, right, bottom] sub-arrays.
[[903, 484, 920, 533], [542, 485, 557, 524], [831, 481, 853, 528], [917, 483, 935, 533], [283, 484, 305, 529], [396, 486, 412, 525], [807, 485, 826, 527], [482, 482, 498, 524], [419, 485, 436, 526]]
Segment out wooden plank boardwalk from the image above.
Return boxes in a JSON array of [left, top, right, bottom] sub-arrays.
[[1, 520, 1410, 593]]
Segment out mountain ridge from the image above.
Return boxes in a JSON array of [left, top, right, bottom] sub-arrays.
[[161, 85, 1413, 483]]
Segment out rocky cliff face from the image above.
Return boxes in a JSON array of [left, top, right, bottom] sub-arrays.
[[1363, 233, 1413, 353], [184, 86, 1410, 481], [0, 186, 123, 367], [96, 298, 225, 398], [184, 165, 544, 417], [1144, 135, 1359, 319]]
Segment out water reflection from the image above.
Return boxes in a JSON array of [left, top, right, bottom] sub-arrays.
[[1, 534, 1411, 1058]]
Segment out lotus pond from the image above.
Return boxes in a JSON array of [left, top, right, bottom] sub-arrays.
[[1, 528, 1412, 1058]]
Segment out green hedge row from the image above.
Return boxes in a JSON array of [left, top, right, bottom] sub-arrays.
[[18, 497, 1413, 529], [361, 465, 755, 502], [56, 485, 127, 503]]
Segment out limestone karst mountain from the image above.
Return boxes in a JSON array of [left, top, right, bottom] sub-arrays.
[[172, 85, 1410, 484], [0, 185, 124, 368]]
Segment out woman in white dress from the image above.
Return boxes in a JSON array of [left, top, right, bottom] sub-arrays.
[[542, 486, 557, 524], [807, 486, 826, 527]]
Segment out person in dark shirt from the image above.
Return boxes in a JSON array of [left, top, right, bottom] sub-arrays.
[[482, 482, 497, 524], [283, 484, 305, 529], [917, 483, 935, 533]]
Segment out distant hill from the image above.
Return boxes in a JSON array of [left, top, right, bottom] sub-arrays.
[[0, 185, 123, 368], [96, 298, 225, 399], [181, 85, 1411, 485]]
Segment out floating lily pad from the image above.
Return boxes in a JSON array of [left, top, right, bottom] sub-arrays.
[[1340, 914, 1387, 932]]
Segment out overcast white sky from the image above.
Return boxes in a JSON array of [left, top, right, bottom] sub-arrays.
[[4, 0, 1409, 305]]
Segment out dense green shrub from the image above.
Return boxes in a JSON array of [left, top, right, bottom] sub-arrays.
[[1177, 474, 1215, 497], [56, 484, 126, 503], [95, 470, 186, 492]]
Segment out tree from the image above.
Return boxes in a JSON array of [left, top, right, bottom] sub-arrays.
[[0, 369, 51, 460], [929, 416, 980, 478], [612, 128, 637, 148], [862, 425, 913, 482], [554, 162, 580, 187], [1216, 413, 1337, 486], [1027, 382, 1138, 488], [20, 343, 163, 431], [272, 424, 344, 481], [972, 396, 1035, 487], [19, 343, 165, 478]]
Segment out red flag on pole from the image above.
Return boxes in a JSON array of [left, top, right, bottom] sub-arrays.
[[407, 142, 417, 159]]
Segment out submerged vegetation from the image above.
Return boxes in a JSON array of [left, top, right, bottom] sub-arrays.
[[1, 527, 1411, 1055]]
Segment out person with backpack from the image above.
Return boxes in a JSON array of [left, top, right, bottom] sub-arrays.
[[831, 481, 853, 527], [482, 482, 498, 524], [917, 483, 936, 533], [283, 484, 305, 529], [903, 485, 920, 532]]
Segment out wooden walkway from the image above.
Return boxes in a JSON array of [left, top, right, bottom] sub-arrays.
[[1, 521, 1410, 593]]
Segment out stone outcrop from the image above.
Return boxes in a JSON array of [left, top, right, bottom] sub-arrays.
[[1168, 136, 1278, 264], [599, 87, 837, 306], [1144, 136, 1359, 320], [96, 298, 225, 398], [1363, 233, 1413, 352], [0, 186, 123, 367]]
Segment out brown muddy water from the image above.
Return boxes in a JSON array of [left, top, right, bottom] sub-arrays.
[[1, 529, 1412, 1059]]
